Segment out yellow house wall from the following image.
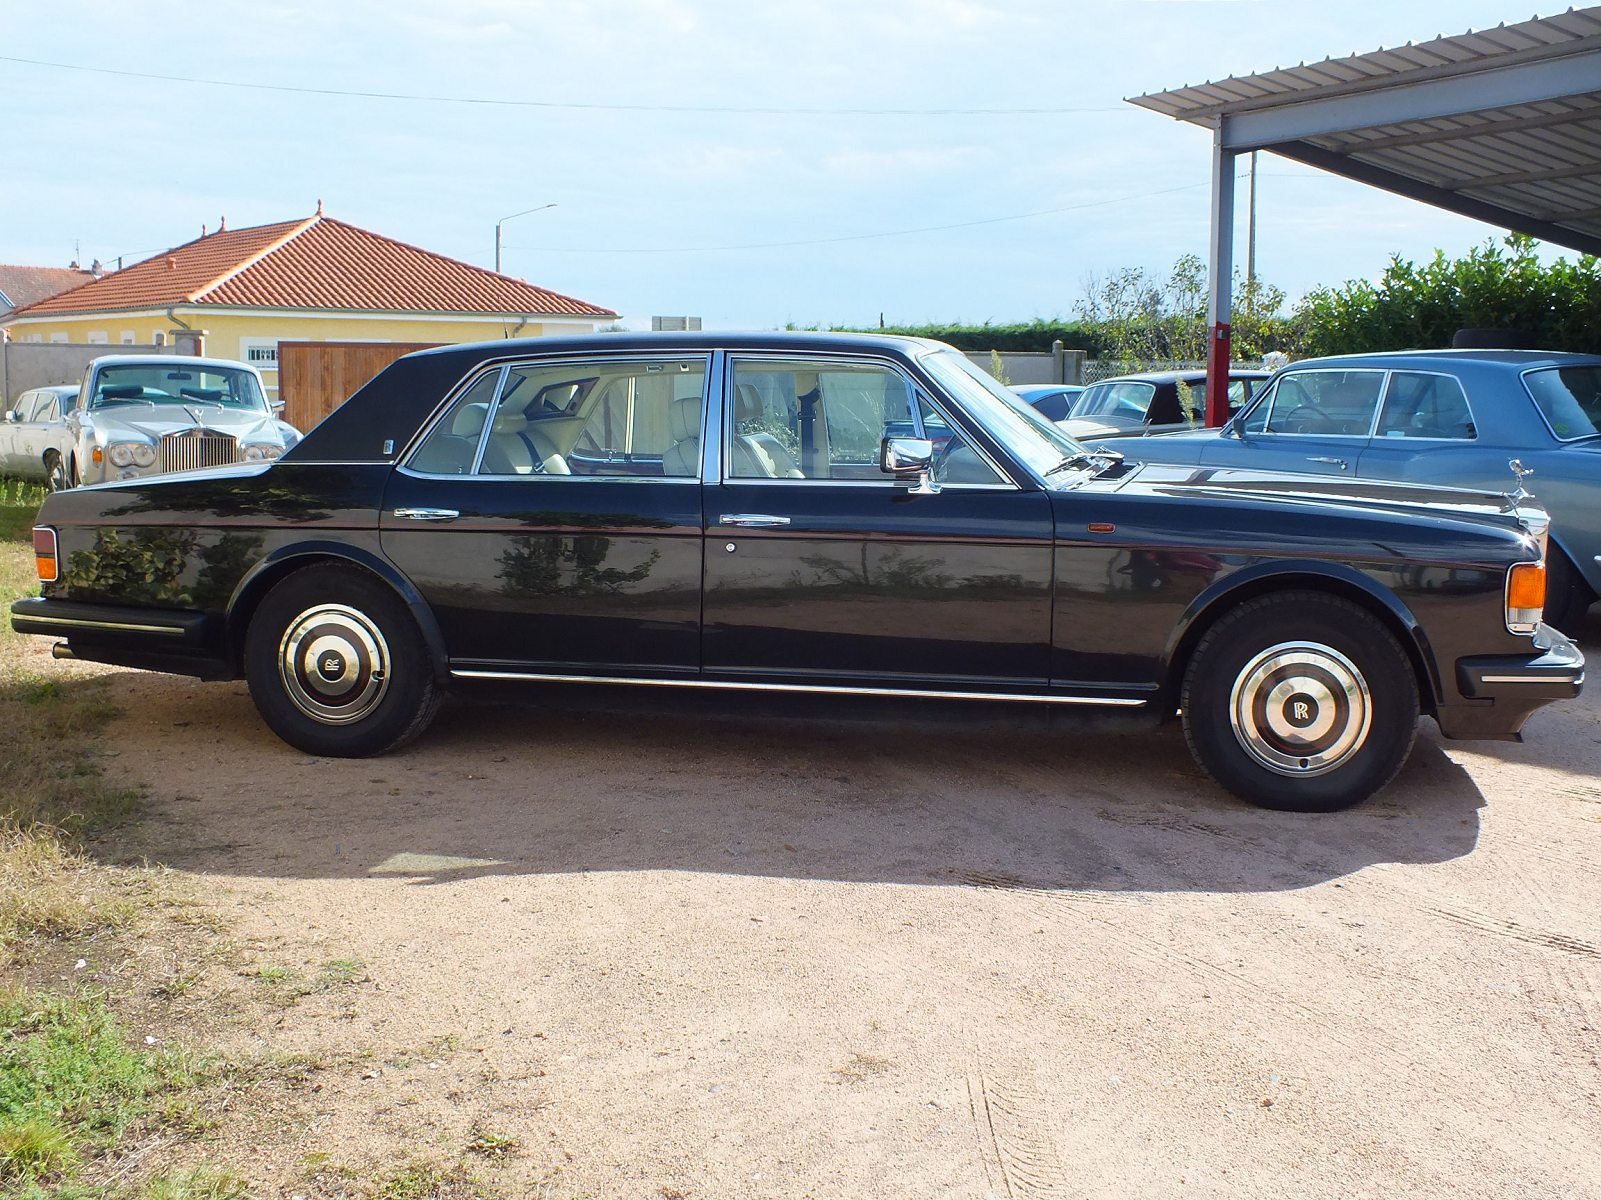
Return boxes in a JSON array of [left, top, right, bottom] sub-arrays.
[[1, 310, 585, 395]]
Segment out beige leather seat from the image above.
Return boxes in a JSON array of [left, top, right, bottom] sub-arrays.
[[661, 395, 702, 477], [480, 410, 570, 475], [732, 383, 804, 478], [410, 401, 489, 473]]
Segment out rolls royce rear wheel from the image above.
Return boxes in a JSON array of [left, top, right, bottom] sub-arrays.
[[245, 565, 440, 757], [1181, 592, 1418, 812]]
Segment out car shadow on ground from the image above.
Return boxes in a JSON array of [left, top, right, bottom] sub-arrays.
[[100, 675, 1488, 897]]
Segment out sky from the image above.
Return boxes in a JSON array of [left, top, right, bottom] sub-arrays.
[[0, 0, 1575, 329]]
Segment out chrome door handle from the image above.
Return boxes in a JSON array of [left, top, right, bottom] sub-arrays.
[[393, 507, 460, 521], [720, 513, 791, 528], [1306, 456, 1348, 470]]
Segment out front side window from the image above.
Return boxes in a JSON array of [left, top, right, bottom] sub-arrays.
[[728, 358, 912, 480], [1245, 369, 1385, 436], [89, 363, 267, 411], [1376, 372, 1476, 440], [407, 357, 708, 478], [1525, 366, 1601, 441]]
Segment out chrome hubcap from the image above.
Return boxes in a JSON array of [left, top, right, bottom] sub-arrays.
[[1229, 641, 1371, 777], [278, 604, 390, 725]]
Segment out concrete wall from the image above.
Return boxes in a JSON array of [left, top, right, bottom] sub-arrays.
[[961, 344, 1087, 386], [1, 341, 176, 406]]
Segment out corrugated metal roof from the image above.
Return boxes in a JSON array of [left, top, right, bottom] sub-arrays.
[[1129, 8, 1601, 254]]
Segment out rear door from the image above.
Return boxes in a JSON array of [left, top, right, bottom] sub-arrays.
[[380, 353, 708, 676], [1355, 369, 1487, 487]]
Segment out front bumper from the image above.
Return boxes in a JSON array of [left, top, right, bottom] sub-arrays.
[[1437, 625, 1585, 741]]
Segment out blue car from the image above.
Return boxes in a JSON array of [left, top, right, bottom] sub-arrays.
[[1123, 350, 1601, 631], [1010, 384, 1084, 422]]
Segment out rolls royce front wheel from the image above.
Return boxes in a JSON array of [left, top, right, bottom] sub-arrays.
[[245, 565, 440, 757], [1181, 592, 1418, 811]]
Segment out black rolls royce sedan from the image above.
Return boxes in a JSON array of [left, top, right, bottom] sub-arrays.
[[12, 333, 1584, 811]]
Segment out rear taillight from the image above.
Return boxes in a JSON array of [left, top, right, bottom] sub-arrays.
[[33, 526, 59, 583], [1506, 561, 1546, 634]]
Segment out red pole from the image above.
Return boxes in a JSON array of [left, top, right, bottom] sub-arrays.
[[1205, 321, 1231, 427]]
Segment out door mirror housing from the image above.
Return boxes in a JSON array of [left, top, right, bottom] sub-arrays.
[[3, 411, 17, 423], [269, 399, 286, 416], [879, 435, 939, 495]]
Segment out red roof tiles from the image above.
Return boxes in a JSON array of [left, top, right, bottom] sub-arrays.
[[7, 215, 614, 319]]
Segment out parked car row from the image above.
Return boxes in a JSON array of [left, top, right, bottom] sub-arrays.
[[2, 355, 302, 489], [12, 333, 1583, 815]]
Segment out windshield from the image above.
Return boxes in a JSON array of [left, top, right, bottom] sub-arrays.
[[1073, 381, 1156, 420], [1525, 366, 1601, 441], [90, 363, 267, 411], [919, 349, 1087, 480]]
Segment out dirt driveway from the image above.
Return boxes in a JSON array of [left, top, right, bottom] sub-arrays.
[[80, 614, 1601, 1199]]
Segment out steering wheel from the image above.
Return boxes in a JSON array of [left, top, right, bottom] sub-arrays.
[[1281, 403, 1337, 435]]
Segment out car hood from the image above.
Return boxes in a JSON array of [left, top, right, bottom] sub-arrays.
[[85, 407, 288, 443], [1059, 417, 1134, 439], [1103, 461, 1540, 535]]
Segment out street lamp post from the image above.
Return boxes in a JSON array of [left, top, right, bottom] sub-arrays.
[[495, 204, 557, 273]]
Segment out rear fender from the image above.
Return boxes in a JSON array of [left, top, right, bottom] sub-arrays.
[[225, 542, 450, 682]]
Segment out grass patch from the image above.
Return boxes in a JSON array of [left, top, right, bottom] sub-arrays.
[[0, 828, 136, 955], [0, 477, 47, 544], [369, 1158, 488, 1200], [0, 989, 210, 1189]]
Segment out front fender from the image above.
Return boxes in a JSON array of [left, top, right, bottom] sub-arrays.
[[1159, 558, 1441, 708], [225, 541, 451, 683]]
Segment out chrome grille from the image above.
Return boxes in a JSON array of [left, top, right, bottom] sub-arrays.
[[158, 428, 238, 474]]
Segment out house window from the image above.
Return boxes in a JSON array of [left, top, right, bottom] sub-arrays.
[[48, 333, 68, 344], [240, 338, 279, 368], [26, 334, 43, 343], [120, 331, 136, 345], [88, 331, 109, 345]]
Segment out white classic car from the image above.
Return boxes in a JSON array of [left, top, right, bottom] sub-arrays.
[[1, 384, 79, 488], [66, 355, 302, 487]]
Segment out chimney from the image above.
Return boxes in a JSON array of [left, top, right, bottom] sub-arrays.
[[167, 256, 177, 272], [316, 198, 324, 216], [219, 215, 227, 232], [90, 259, 104, 277]]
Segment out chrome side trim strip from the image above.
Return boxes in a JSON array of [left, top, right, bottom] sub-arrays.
[[1477, 675, 1569, 684], [21, 614, 187, 636], [450, 668, 1148, 707]]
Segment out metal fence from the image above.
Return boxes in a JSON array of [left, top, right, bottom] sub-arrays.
[[1081, 359, 1209, 385]]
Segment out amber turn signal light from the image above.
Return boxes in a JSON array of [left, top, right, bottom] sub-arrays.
[[33, 526, 59, 583], [1508, 562, 1546, 610]]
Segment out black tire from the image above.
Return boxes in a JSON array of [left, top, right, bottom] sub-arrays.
[[1181, 591, 1419, 812], [44, 452, 68, 492], [1542, 546, 1595, 637], [244, 565, 441, 757]]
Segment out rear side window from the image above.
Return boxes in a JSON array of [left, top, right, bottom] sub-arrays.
[[1075, 381, 1156, 421], [1525, 366, 1601, 440], [1377, 372, 1476, 440], [1247, 370, 1385, 436]]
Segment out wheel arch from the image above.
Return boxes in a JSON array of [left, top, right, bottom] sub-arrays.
[[224, 543, 450, 682], [1160, 562, 1440, 716]]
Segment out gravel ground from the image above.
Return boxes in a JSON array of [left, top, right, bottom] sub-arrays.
[[64, 610, 1601, 1199]]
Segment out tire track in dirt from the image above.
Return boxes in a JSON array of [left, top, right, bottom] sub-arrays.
[[966, 1072, 1075, 1200], [1427, 906, 1601, 959]]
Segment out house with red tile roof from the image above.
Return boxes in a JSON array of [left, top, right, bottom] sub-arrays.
[[0, 209, 617, 397], [0, 263, 97, 319]]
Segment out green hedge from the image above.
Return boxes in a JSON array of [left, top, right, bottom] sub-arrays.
[[831, 320, 1105, 354]]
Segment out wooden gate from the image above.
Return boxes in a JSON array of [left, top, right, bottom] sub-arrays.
[[278, 341, 443, 433]]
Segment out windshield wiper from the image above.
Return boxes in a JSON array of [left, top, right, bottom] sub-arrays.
[[1045, 445, 1125, 478]]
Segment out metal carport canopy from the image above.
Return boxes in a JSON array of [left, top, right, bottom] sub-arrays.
[[1128, 6, 1601, 425]]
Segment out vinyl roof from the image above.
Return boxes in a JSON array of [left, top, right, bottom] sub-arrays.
[[1129, 7, 1601, 256]]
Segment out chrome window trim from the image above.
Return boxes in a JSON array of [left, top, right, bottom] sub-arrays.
[[700, 350, 727, 485], [394, 465, 700, 484], [1372, 368, 1480, 443], [450, 667, 1148, 707], [1520, 363, 1601, 444], [720, 351, 1018, 490], [399, 353, 714, 481]]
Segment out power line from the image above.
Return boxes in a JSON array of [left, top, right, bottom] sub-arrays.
[[510, 179, 1229, 254], [0, 55, 1134, 116]]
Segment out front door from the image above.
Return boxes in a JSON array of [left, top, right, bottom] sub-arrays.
[[1206, 367, 1386, 477], [381, 354, 709, 676], [701, 354, 1055, 691]]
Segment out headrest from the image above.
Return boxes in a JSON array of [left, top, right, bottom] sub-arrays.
[[734, 382, 764, 421], [490, 410, 528, 435], [450, 401, 489, 438], [669, 395, 701, 442]]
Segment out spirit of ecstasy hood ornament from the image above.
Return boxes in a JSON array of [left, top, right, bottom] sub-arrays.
[[1505, 458, 1535, 509]]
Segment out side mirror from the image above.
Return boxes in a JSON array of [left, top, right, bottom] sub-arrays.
[[269, 399, 286, 416], [879, 435, 939, 494], [3, 411, 16, 423], [1227, 411, 1246, 439]]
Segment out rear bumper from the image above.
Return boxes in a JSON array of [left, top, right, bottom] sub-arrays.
[[1437, 626, 1584, 741], [10, 596, 230, 679]]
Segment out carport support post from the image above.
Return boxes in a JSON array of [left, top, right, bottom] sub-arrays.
[[1205, 123, 1236, 427]]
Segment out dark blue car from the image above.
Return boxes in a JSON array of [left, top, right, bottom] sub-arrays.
[[1124, 350, 1601, 631]]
